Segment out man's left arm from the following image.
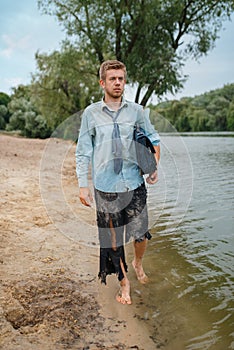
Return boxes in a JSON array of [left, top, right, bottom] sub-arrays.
[[154, 144, 160, 165], [140, 108, 160, 185], [146, 144, 160, 185]]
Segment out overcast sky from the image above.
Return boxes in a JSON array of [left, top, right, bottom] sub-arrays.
[[0, 0, 234, 101]]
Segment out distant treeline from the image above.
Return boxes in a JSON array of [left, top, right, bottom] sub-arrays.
[[0, 83, 233, 139], [151, 83, 234, 132]]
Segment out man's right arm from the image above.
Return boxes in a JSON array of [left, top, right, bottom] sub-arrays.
[[79, 187, 93, 207], [75, 111, 94, 205]]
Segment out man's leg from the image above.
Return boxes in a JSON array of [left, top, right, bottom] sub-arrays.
[[123, 184, 150, 284], [132, 238, 149, 284], [116, 258, 132, 305], [110, 218, 132, 305]]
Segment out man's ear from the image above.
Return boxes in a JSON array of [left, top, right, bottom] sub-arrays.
[[99, 79, 105, 89]]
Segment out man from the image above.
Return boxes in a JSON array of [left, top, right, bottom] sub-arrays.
[[76, 60, 160, 305]]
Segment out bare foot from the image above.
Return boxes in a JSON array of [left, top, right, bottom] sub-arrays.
[[132, 260, 149, 284], [116, 278, 132, 305]]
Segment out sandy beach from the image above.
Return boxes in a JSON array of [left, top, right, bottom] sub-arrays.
[[0, 134, 159, 350]]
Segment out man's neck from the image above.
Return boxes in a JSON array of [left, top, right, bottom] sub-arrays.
[[104, 95, 122, 111]]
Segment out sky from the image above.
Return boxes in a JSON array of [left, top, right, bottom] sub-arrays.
[[0, 0, 234, 101]]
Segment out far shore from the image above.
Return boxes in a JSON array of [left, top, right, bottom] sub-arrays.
[[160, 131, 234, 136]]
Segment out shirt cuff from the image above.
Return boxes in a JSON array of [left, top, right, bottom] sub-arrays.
[[78, 177, 89, 188], [152, 140, 160, 146]]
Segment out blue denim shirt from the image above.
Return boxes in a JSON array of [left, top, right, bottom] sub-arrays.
[[76, 98, 160, 192]]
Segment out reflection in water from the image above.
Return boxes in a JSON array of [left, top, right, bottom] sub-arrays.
[[136, 136, 234, 350]]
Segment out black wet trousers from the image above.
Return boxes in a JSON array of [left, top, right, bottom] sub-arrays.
[[95, 183, 152, 284]]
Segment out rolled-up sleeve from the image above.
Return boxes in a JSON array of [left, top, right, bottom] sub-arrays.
[[138, 107, 160, 145], [75, 111, 94, 188]]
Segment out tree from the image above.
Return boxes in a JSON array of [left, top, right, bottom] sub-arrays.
[[38, 0, 234, 105], [0, 92, 11, 107], [7, 87, 51, 138], [0, 105, 8, 129], [31, 43, 102, 129], [227, 101, 234, 130], [25, 112, 51, 138], [206, 95, 229, 130], [7, 97, 29, 132], [0, 92, 11, 124], [151, 83, 234, 131], [190, 109, 213, 131]]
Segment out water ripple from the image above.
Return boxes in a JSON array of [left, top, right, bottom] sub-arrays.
[[146, 136, 234, 350]]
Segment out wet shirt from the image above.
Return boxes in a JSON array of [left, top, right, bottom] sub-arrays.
[[75, 98, 160, 193]]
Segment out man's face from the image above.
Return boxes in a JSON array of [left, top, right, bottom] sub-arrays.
[[100, 69, 126, 99]]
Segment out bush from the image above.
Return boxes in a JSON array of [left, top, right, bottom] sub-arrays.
[[25, 113, 51, 138], [6, 96, 51, 138], [0, 105, 8, 129]]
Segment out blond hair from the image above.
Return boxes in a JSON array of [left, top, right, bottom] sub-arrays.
[[99, 60, 127, 81]]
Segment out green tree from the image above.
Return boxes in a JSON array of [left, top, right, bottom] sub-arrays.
[[0, 92, 11, 124], [7, 90, 51, 138], [31, 44, 101, 129], [152, 83, 234, 131], [175, 115, 191, 132], [222, 83, 234, 102], [38, 0, 234, 105], [0, 92, 11, 107], [227, 101, 234, 130], [190, 109, 213, 131], [167, 100, 189, 126], [0, 105, 8, 129], [206, 96, 229, 130], [7, 97, 29, 132], [25, 112, 51, 138]]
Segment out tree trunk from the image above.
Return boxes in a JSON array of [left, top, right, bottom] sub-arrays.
[[135, 84, 142, 104], [140, 84, 155, 106]]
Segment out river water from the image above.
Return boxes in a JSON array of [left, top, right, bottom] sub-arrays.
[[137, 135, 234, 349], [42, 132, 233, 349]]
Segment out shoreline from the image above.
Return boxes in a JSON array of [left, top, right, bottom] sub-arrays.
[[0, 134, 157, 349]]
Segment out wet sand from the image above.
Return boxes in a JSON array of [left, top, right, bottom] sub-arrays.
[[0, 134, 159, 350]]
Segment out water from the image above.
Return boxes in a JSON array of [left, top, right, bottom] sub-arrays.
[[138, 136, 234, 349]]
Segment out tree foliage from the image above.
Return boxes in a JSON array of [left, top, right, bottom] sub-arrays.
[[38, 0, 234, 105], [0, 105, 8, 129], [3, 83, 234, 137], [152, 83, 234, 132], [0, 92, 11, 107], [31, 43, 101, 129], [0, 92, 11, 126], [6, 85, 51, 138]]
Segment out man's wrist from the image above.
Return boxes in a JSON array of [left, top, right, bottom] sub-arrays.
[[78, 178, 89, 187]]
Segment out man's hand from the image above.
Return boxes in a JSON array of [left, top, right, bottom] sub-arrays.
[[146, 145, 160, 185], [146, 170, 158, 185], [79, 187, 93, 207]]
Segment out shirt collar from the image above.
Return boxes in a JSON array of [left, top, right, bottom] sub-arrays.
[[101, 97, 128, 112]]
